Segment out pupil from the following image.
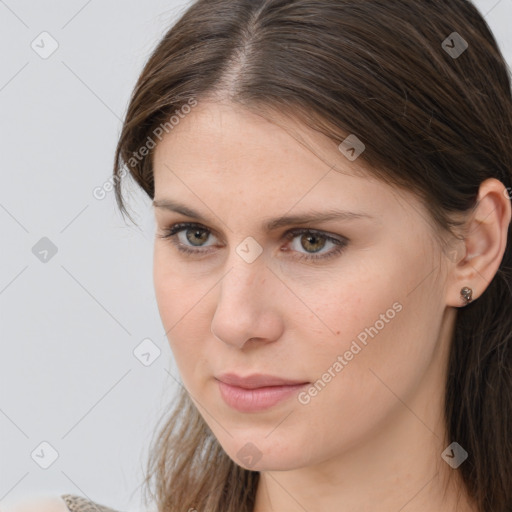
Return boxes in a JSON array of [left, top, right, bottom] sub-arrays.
[[302, 234, 325, 253], [187, 228, 208, 246]]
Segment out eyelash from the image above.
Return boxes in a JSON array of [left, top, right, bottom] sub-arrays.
[[157, 222, 348, 263]]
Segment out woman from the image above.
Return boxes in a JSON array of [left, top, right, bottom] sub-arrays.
[[22, 0, 512, 511]]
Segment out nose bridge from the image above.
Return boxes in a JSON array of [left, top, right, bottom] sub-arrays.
[[210, 252, 282, 347], [218, 253, 266, 314]]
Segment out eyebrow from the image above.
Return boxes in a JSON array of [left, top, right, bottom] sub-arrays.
[[153, 199, 373, 231]]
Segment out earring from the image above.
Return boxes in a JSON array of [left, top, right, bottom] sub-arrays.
[[460, 286, 473, 305]]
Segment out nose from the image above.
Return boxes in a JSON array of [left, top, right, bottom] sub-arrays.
[[210, 258, 284, 349]]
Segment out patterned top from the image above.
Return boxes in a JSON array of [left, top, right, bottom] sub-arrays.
[[60, 494, 121, 512]]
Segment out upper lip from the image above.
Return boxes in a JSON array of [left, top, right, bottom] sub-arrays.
[[215, 373, 309, 389]]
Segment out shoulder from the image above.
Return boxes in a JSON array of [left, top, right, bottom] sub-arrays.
[[60, 495, 122, 512], [3, 495, 122, 512]]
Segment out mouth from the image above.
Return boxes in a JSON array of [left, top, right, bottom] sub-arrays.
[[215, 373, 310, 412]]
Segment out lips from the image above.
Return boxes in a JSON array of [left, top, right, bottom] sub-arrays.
[[215, 373, 310, 412], [215, 372, 309, 389]]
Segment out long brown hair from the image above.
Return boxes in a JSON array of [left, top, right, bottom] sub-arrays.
[[113, 1, 512, 511]]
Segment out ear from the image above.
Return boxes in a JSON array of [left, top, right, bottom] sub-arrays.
[[446, 178, 511, 308]]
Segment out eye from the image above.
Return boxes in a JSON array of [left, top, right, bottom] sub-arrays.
[[157, 222, 348, 262], [176, 224, 214, 247], [282, 228, 348, 262], [157, 222, 219, 255]]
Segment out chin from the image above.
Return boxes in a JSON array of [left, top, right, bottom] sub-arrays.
[[220, 433, 312, 472], [232, 454, 304, 472]]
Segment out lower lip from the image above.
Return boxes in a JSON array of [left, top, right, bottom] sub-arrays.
[[216, 380, 309, 412]]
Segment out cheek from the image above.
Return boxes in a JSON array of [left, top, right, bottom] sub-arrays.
[[153, 245, 213, 325], [303, 261, 441, 416], [314, 238, 436, 354], [300, 259, 433, 399], [286, 278, 433, 459], [153, 250, 207, 357], [300, 270, 394, 354]]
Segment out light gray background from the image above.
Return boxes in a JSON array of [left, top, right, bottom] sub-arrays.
[[1, 1, 511, 511]]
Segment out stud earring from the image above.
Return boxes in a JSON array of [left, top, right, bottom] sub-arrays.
[[460, 286, 473, 305]]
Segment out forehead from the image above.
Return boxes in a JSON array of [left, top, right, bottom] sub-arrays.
[[154, 101, 370, 184], [151, 100, 419, 225]]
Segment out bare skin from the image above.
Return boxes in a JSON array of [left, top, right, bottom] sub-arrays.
[[151, 99, 510, 512]]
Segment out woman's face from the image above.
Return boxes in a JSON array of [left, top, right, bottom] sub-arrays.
[[152, 100, 454, 472]]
